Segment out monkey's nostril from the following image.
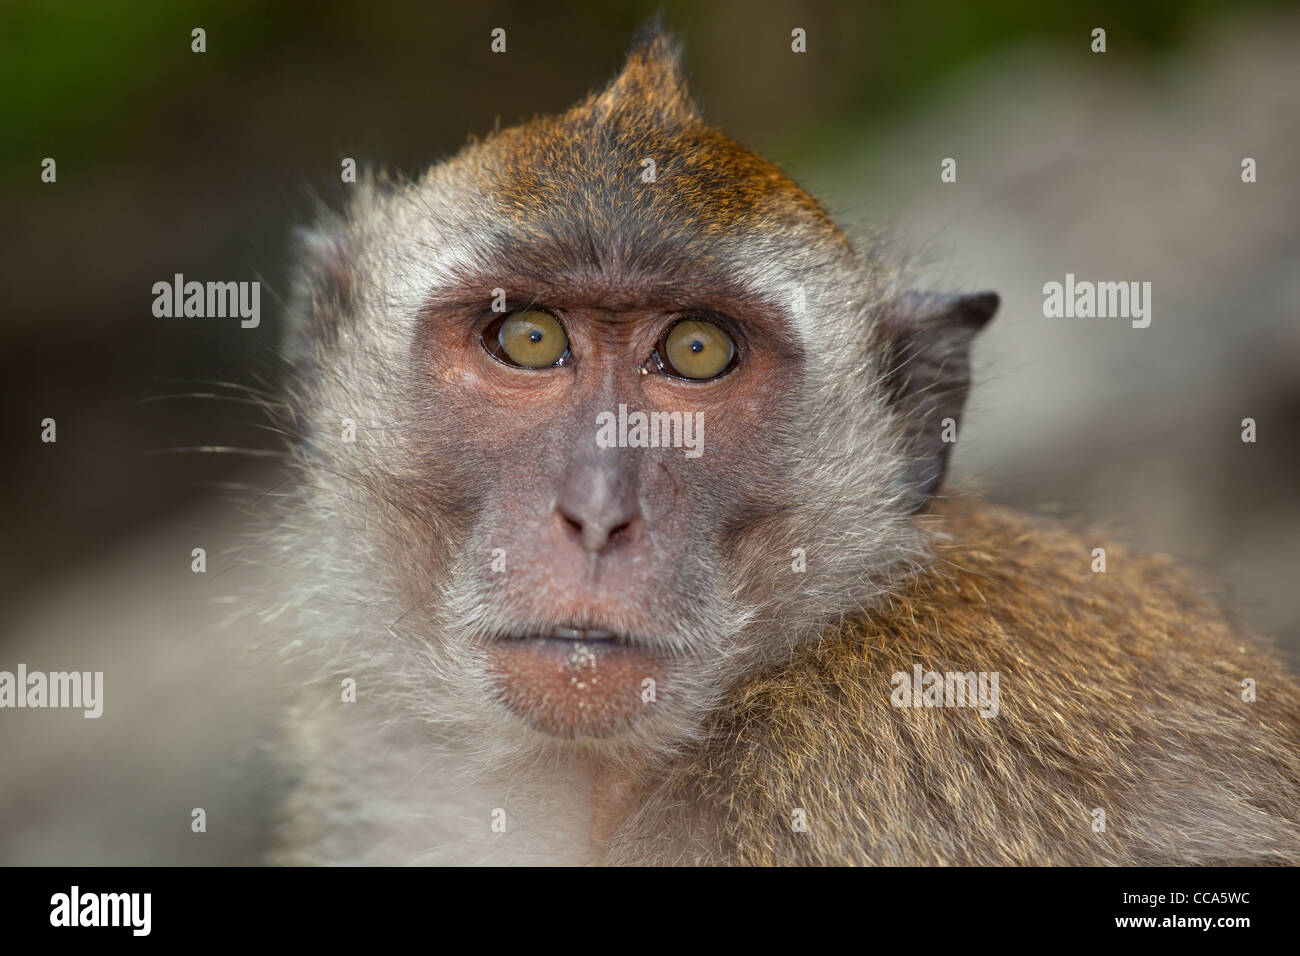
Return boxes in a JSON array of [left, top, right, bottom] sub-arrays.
[[560, 511, 585, 538], [555, 505, 640, 554]]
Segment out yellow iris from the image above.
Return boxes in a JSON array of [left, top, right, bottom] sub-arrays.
[[664, 320, 734, 380], [498, 310, 568, 368]]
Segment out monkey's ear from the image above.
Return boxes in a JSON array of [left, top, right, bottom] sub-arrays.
[[293, 225, 352, 297], [878, 290, 998, 512], [595, 20, 699, 126], [287, 224, 353, 366]]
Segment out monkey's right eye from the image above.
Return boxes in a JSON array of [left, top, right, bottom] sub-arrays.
[[484, 310, 570, 369]]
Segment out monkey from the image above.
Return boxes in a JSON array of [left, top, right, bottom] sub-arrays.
[[261, 25, 1300, 865]]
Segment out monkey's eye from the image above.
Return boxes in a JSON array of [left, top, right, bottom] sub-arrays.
[[485, 310, 569, 369], [655, 319, 736, 380]]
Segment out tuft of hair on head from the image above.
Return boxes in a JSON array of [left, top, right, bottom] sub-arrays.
[[592, 18, 699, 127]]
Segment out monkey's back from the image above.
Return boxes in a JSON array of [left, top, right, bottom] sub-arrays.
[[620, 499, 1300, 865]]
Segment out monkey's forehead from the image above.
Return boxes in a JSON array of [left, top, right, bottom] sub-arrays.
[[391, 109, 854, 311]]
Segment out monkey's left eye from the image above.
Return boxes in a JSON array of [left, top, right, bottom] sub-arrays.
[[653, 319, 736, 381], [484, 310, 569, 369]]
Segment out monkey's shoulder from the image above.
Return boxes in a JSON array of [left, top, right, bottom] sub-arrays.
[[668, 500, 1300, 865], [865, 497, 1294, 685]]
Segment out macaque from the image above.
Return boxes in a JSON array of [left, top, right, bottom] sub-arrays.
[[266, 26, 1300, 865]]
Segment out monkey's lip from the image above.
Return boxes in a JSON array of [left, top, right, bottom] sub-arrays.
[[485, 628, 667, 738]]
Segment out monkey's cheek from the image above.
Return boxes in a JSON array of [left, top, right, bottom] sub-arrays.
[[485, 640, 667, 739]]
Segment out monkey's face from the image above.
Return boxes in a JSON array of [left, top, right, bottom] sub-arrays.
[[286, 34, 984, 754], [411, 291, 804, 740]]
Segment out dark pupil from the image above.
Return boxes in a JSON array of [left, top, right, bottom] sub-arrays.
[[529, 329, 543, 343], [690, 339, 704, 353]]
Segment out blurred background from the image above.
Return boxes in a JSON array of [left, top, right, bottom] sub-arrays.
[[2, 0, 1297, 863]]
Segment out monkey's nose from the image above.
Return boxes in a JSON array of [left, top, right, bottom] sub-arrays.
[[554, 465, 642, 554], [556, 500, 641, 553]]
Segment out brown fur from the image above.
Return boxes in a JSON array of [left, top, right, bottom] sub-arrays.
[[612, 498, 1300, 865], [492, 31, 837, 234]]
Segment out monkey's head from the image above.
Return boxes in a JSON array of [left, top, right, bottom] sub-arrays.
[[282, 27, 996, 762]]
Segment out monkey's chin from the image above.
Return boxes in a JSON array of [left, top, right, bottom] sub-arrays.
[[486, 636, 666, 740]]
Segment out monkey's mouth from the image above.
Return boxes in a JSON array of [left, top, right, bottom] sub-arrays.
[[485, 625, 667, 739], [494, 625, 624, 643]]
